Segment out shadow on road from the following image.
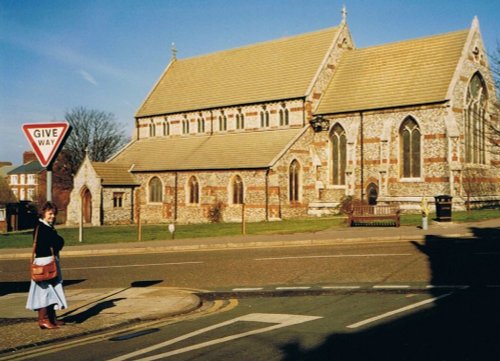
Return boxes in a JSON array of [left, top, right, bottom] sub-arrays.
[[0, 279, 85, 296], [280, 225, 500, 361]]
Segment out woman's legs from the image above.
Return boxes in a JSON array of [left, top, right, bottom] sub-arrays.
[[47, 304, 65, 326], [37, 307, 58, 329]]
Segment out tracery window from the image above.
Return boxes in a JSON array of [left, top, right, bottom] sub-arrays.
[[400, 117, 421, 178], [232, 175, 244, 204], [289, 160, 301, 202], [465, 72, 487, 164], [148, 177, 163, 203], [330, 124, 346, 185], [188, 176, 199, 204]]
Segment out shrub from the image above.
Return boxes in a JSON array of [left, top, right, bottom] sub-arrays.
[[208, 201, 225, 223]]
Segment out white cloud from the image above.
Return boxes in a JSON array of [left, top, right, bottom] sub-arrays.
[[79, 69, 98, 86]]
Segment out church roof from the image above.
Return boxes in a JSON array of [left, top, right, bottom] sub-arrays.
[[316, 29, 469, 114], [135, 26, 340, 118], [110, 128, 305, 171], [91, 162, 138, 186]]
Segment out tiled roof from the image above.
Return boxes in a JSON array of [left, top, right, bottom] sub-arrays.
[[316, 29, 469, 114], [135, 26, 340, 117], [91, 162, 138, 186], [110, 128, 305, 171], [7, 160, 44, 175]]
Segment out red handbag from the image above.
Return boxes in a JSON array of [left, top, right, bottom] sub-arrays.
[[30, 226, 58, 282]]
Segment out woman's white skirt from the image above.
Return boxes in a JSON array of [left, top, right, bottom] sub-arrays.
[[26, 256, 68, 311]]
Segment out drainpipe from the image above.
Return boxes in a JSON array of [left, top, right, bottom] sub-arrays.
[[265, 169, 270, 221], [360, 112, 364, 203], [209, 110, 214, 135], [174, 172, 178, 221]]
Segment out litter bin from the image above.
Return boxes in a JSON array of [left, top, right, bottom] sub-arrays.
[[434, 195, 452, 222]]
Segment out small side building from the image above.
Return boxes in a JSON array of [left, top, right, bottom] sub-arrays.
[[66, 155, 139, 226]]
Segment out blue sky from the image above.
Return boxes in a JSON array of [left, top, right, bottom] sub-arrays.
[[1, 0, 499, 165]]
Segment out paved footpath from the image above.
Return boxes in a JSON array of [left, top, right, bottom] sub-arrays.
[[1, 218, 498, 354]]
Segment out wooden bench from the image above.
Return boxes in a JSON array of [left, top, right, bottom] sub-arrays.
[[347, 205, 400, 227]]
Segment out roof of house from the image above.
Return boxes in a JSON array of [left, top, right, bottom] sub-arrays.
[[7, 160, 44, 175], [0, 165, 16, 178], [135, 26, 340, 118], [110, 128, 305, 172], [91, 162, 138, 186], [316, 29, 469, 115]]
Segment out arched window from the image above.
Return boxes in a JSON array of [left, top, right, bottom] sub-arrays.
[[149, 120, 156, 137], [330, 124, 346, 185], [465, 72, 487, 164], [289, 160, 300, 202], [280, 104, 289, 126], [260, 108, 270, 128], [400, 117, 421, 178], [197, 116, 205, 133], [232, 175, 244, 204], [163, 119, 170, 136], [182, 117, 190, 134], [188, 176, 199, 204], [219, 112, 227, 131], [236, 109, 244, 130], [148, 177, 163, 203]]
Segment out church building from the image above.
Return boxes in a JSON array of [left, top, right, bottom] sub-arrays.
[[66, 11, 499, 226]]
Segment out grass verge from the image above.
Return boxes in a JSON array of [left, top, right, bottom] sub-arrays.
[[0, 209, 497, 249]]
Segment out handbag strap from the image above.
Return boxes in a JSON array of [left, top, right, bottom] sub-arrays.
[[31, 225, 55, 263]]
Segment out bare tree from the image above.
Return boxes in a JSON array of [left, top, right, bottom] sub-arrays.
[[63, 107, 129, 175]]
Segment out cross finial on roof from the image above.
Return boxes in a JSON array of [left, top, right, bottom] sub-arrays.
[[171, 42, 178, 61], [341, 5, 347, 24]]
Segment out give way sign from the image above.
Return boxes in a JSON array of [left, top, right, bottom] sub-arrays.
[[22, 122, 71, 168]]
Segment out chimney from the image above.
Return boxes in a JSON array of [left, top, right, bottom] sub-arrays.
[[23, 151, 37, 164]]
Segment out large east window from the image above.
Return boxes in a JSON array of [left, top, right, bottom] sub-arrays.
[[400, 117, 421, 178], [465, 72, 487, 164]]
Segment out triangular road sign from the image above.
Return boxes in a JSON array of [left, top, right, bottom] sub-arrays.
[[22, 122, 71, 168]]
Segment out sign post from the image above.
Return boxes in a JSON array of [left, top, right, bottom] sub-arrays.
[[22, 122, 71, 203]]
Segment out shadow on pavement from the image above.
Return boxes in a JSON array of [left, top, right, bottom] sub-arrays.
[[62, 298, 126, 324], [280, 226, 500, 361]]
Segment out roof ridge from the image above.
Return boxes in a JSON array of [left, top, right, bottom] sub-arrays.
[[355, 28, 469, 52], [177, 25, 340, 62]]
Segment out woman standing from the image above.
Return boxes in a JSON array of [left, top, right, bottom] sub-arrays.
[[26, 201, 67, 329]]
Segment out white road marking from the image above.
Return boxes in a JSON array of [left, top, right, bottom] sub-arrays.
[[64, 261, 203, 270], [276, 286, 311, 290], [373, 285, 410, 289], [426, 285, 469, 289], [322, 286, 361, 290], [347, 293, 453, 329], [106, 313, 322, 361], [255, 253, 412, 261], [232, 287, 264, 291]]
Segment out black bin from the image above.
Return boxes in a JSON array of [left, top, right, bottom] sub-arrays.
[[434, 195, 452, 222]]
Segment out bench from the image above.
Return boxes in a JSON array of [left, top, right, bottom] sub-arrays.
[[347, 205, 400, 227]]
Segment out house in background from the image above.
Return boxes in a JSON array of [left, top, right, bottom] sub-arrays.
[[66, 12, 499, 227], [0, 162, 16, 232]]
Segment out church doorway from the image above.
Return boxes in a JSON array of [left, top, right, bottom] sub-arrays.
[[367, 183, 378, 205], [81, 188, 92, 224]]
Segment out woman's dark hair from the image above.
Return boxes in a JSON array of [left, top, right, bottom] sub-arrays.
[[40, 201, 58, 216]]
